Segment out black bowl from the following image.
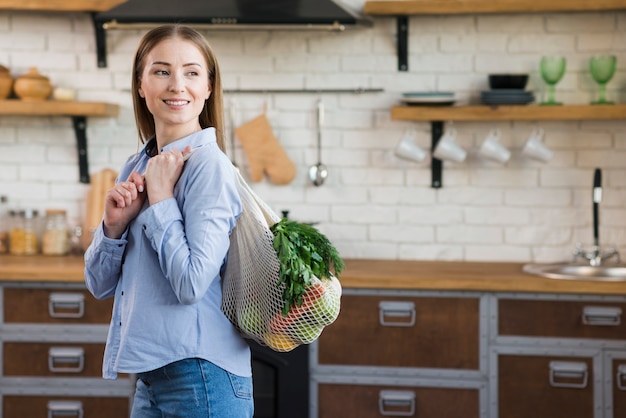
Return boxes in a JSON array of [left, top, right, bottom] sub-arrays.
[[488, 74, 529, 90]]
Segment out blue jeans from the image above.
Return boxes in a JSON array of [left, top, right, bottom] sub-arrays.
[[130, 358, 254, 418]]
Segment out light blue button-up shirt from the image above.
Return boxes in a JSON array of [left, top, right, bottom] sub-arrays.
[[84, 128, 251, 379]]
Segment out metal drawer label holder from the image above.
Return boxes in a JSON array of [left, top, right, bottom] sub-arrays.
[[378, 390, 415, 416], [378, 301, 416, 327], [49, 292, 85, 319], [581, 306, 622, 326], [549, 361, 588, 389], [618, 364, 626, 391], [48, 347, 85, 373], [47, 400, 83, 418]]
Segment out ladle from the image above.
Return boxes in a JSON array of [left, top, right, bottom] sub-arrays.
[[309, 99, 328, 186]]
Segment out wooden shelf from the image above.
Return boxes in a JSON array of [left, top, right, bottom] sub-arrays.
[[391, 104, 626, 122], [0, 100, 120, 184], [0, 99, 119, 117], [0, 0, 126, 12], [364, 0, 626, 15]]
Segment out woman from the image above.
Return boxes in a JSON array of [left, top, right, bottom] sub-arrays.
[[84, 25, 253, 418]]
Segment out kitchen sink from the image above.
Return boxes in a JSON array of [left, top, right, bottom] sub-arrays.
[[523, 263, 626, 281]]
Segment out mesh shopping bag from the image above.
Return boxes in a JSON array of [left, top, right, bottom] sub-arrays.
[[221, 167, 342, 352]]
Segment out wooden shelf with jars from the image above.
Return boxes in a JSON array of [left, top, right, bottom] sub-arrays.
[[0, 99, 120, 184], [0, 0, 126, 12]]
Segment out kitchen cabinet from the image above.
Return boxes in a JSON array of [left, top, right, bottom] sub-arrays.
[[0, 282, 133, 418], [490, 293, 626, 418], [364, 0, 626, 71], [0, 99, 120, 184], [310, 289, 487, 418]]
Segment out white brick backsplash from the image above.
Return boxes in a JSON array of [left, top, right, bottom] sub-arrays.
[[437, 225, 502, 244], [465, 207, 529, 225], [0, 7, 624, 262], [505, 226, 572, 245], [465, 245, 531, 262], [546, 14, 617, 33], [370, 224, 434, 243]]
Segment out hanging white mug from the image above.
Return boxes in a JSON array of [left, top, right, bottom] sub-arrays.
[[522, 127, 553, 162], [479, 128, 511, 163], [433, 127, 466, 162], [394, 129, 427, 163]]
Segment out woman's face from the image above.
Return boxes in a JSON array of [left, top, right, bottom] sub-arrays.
[[138, 38, 211, 141]]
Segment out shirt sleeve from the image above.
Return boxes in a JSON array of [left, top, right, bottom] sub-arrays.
[[139, 152, 241, 305], [84, 222, 127, 300]]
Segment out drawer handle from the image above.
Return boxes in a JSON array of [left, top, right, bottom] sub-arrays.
[[49, 292, 85, 318], [582, 306, 621, 326], [549, 361, 588, 389], [617, 364, 626, 391], [48, 347, 85, 373], [378, 390, 415, 416], [378, 301, 415, 327], [47, 400, 83, 418]]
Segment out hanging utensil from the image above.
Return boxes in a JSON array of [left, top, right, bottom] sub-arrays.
[[308, 99, 328, 186]]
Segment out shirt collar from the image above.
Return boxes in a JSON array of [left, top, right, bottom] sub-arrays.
[[143, 127, 217, 158]]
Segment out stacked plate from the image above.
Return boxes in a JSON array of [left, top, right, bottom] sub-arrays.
[[401, 91, 455, 106], [481, 89, 534, 105]]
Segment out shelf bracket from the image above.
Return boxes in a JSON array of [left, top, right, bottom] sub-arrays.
[[397, 16, 408, 71], [430, 121, 443, 188], [72, 116, 90, 184], [93, 14, 108, 68]]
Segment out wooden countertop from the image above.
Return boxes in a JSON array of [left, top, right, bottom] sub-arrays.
[[1, 255, 625, 295]]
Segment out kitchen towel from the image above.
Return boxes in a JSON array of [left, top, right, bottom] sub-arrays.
[[235, 113, 296, 185]]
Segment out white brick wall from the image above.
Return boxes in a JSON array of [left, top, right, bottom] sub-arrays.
[[0, 3, 624, 263]]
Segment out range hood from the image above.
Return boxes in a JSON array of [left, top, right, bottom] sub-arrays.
[[92, 0, 371, 67]]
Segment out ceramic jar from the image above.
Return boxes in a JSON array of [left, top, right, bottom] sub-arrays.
[[14, 67, 52, 101], [0, 65, 12, 99]]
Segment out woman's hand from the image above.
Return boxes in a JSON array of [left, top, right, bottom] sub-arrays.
[[144, 146, 192, 205], [103, 171, 146, 239]]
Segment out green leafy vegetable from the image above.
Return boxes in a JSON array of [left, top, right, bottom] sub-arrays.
[[270, 219, 344, 316]]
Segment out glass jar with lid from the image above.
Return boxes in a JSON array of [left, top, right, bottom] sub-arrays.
[[42, 209, 69, 256], [9, 209, 40, 255]]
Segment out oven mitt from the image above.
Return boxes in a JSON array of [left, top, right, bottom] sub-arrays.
[[235, 113, 296, 184]]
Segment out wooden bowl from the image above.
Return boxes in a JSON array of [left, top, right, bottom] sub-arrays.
[[14, 67, 52, 101], [0, 66, 12, 99]]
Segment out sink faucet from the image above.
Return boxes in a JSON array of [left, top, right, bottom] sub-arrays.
[[573, 168, 620, 266]]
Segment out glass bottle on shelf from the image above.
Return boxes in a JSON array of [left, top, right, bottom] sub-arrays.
[[0, 195, 8, 254], [42, 209, 69, 256], [10, 209, 40, 255]]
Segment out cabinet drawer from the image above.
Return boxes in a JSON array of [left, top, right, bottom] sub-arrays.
[[317, 383, 479, 418], [3, 288, 112, 324], [3, 342, 105, 378], [318, 295, 480, 369], [499, 299, 626, 340], [498, 354, 593, 418], [3, 395, 129, 418], [612, 357, 626, 416]]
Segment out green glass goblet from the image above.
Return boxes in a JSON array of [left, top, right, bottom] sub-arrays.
[[540, 56, 566, 105], [590, 55, 617, 105]]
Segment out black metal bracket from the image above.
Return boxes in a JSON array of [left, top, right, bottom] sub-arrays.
[[430, 121, 444, 188], [397, 16, 408, 71], [93, 14, 108, 68], [72, 116, 90, 184]]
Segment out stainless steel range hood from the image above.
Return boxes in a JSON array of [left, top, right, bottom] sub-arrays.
[[92, 0, 371, 67]]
